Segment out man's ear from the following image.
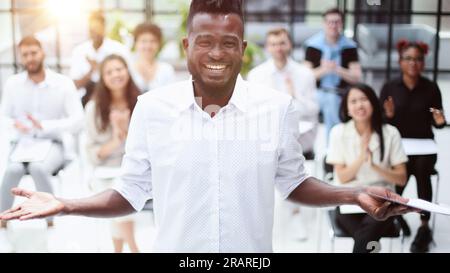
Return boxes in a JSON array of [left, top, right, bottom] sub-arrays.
[[182, 37, 189, 54], [242, 40, 248, 55]]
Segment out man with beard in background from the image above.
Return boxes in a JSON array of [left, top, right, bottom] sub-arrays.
[[0, 36, 83, 229]]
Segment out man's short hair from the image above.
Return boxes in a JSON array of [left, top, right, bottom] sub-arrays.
[[18, 36, 42, 49], [266, 28, 293, 45], [322, 8, 344, 20], [89, 10, 105, 25], [187, 0, 244, 31]]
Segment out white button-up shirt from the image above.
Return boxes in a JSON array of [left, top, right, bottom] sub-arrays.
[[1, 69, 84, 141], [115, 76, 310, 252], [248, 58, 319, 153]]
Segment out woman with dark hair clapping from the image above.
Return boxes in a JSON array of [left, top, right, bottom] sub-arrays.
[[327, 83, 408, 253]]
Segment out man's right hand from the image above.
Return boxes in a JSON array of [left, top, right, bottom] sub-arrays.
[[320, 59, 338, 75], [0, 188, 64, 221], [14, 120, 31, 134]]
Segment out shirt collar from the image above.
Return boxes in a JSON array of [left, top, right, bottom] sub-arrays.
[[267, 58, 295, 75], [25, 68, 54, 88], [89, 38, 110, 52], [308, 31, 356, 50], [179, 75, 248, 113], [397, 75, 425, 91], [228, 75, 248, 113]]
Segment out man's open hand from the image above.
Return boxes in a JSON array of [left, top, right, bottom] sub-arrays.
[[0, 188, 64, 221]]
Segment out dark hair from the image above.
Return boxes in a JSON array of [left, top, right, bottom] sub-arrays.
[[94, 54, 140, 132], [187, 0, 244, 31], [266, 28, 293, 45], [339, 83, 385, 160], [89, 10, 105, 25], [397, 39, 429, 57], [18, 36, 42, 48], [322, 8, 344, 20], [133, 23, 163, 45]]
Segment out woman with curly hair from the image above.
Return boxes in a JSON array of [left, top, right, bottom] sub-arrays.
[[379, 40, 447, 253], [130, 23, 175, 93]]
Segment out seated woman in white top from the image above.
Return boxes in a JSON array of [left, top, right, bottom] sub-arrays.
[[130, 23, 176, 93], [326, 83, 408, 253], [85, 54, 141, 253]]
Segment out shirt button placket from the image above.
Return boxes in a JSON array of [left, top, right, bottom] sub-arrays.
[[207, 118, 220, 252]]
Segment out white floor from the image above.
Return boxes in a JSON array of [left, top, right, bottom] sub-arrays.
[[1, 79, 450, 253]]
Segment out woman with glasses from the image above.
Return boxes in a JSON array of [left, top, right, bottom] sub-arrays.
[[380, 40, 447, 253]]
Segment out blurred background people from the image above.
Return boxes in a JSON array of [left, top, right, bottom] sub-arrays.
[[85, 54, 140, 252], [70, 11, 131, 107], [130, 23, 175, 93], [1, 36, 84, 229]]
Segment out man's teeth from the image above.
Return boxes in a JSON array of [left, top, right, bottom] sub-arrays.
[[205, 64, 226, 70]]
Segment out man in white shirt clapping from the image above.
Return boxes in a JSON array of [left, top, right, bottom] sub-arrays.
[[70, 11, 131, 107], [0, 36, 84, 228], [1, 0, 418, 252], [248, 28, 319, 158]]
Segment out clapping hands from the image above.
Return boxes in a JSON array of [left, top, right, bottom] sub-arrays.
[[110, 109, 130, 142]]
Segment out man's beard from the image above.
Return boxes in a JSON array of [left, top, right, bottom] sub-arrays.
[[26, 62, 44, 75]]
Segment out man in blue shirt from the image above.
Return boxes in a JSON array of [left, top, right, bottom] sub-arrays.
[[304, 8, 362, 143]]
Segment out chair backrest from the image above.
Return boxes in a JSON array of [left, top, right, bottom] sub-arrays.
[[293, 23, 323, 47], [329, 209, 402, 238], [244, 22, 323, 50], [244, 22, 290, 47], [322, 156, 334, 183], [357, 23, 436, 53]]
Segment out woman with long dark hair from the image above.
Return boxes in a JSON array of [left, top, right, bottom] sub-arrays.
[[85, 54, 140, 252], [327, 83, 408, 253], [380, 40, 447, 253]]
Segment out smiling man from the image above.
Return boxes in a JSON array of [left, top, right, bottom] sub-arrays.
[[0, 0, 416, 253]]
